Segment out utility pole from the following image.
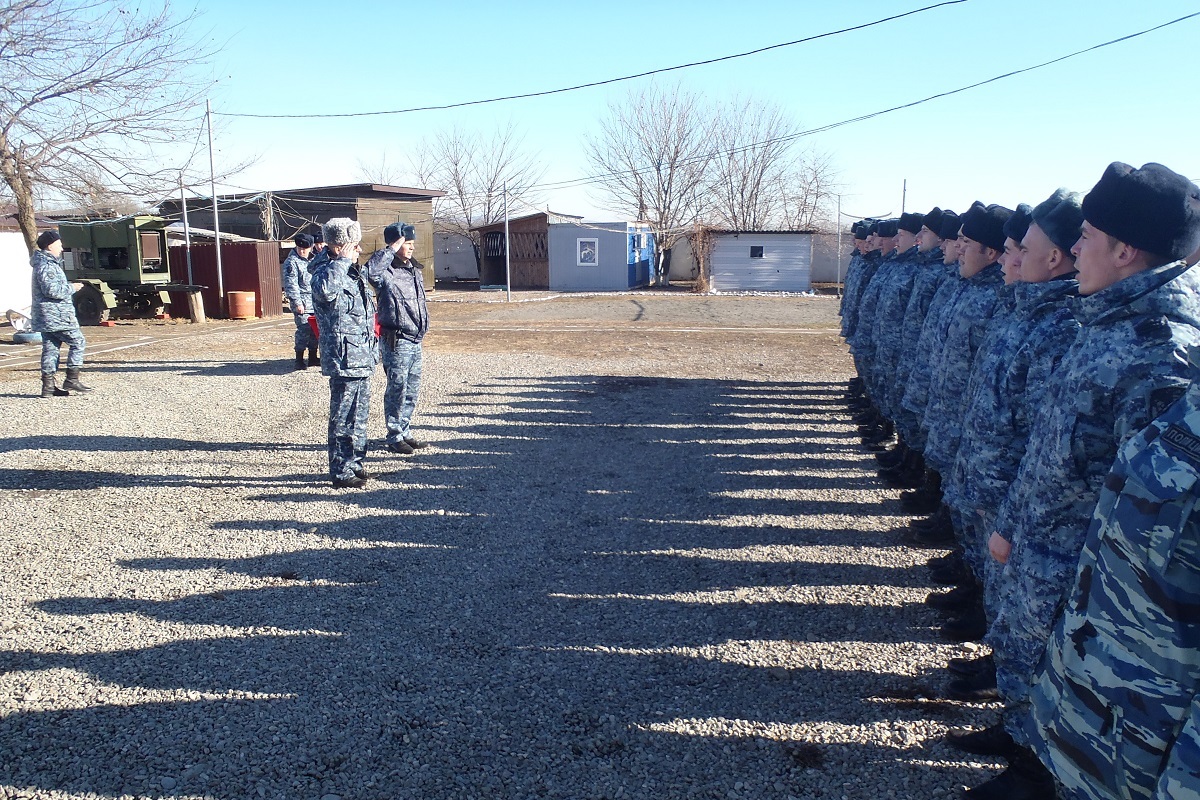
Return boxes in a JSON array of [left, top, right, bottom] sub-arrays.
[[835, 194, 843, 298], [503, 179, 512, 303], [180, 176, 193, 285], [207, 98, 225, 304], [901, 179, 907, 214]]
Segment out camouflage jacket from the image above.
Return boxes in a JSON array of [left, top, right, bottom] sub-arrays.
[[1024, 354, 1200, 800], [30, 249, 78, 332], [848, 250, 901, 365], [841, 251, 883, 342], [948, 276, 1079, 517], [311, 251, 378, 380], [1156, 693, 1200, 800], [281, 249, 312, 314], [922, 261, 1006, 471], [888, 250, 949, 417], [867, 246, 921, 415], [991, 260, 1200, 700], [839, 252, 865, 333], [899, 268, 968, 425]]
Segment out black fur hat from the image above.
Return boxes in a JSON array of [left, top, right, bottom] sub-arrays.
[[1003, 204, 1034, 245], [876, 218, 900, 238], [898, 212, 924, 235], [937, 211, 961, 240], [295, 233, 315, 249], [1031, 189, 1084, 252], [852, 221, 869, 240], [961, 204, 1013, 251], [1081, 162, 1200, 261], [921, 207, 945, 234], [36, 230, 60, 250]]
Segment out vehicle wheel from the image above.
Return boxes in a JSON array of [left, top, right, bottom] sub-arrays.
[[73, 285, 110, 326]]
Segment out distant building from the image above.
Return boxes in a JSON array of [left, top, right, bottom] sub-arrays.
[[157, 183, 445, 288], [672, 230, 816, 292]]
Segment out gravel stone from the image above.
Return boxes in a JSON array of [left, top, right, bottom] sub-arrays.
[[0, 294, 1000, 799]]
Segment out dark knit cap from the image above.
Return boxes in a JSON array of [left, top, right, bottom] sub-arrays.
[[898, 212, 924, 235], [938, 211, 961, 240], [36, 230, 60, 250], [876, 218, 899, 238], [384, 222, 416, 244], [295, 233, 314, 249], [1031, 188, 1084, 252], [1081, 162, 1200, 261], [921, 207, 944, 234], [1003, 203, 1034, 245], [961, 204, 1013, 251]]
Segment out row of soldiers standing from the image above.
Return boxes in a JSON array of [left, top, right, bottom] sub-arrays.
[[840, 161, 1200, 800]]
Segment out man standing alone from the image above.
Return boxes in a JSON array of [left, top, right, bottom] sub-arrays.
[[367, 222, 429, 455], [30, 229, 91, 397], [282, 232, 319, 370]]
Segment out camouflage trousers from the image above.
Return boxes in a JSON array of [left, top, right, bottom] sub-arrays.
[[1155, 693, 1200, 800], [381, 336, 422, 444], [293, 313, 318, 352], [328, 375, 370, 481], [41, 326, 86, 373]]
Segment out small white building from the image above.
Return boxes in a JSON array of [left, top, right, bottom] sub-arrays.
[[673, 230, 815, 292], [433, 231, 479, 281], [0, 231, 32, 321]]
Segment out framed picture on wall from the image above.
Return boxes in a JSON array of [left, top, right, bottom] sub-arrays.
[[577, 238, 598, 267]]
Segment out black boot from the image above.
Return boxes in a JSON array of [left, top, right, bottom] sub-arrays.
[[901, 471, 942, 514], [948, 652, 993, 676], [926, 583, 980, 611], [62, 368, 92, 393], [40, 373, 69, 398], [961, 747, 1056, 799], [295, 350, 307, 370], [308, 347, 320, 367], [941, 605, 989, 643], [947, 722, 1017, 758]]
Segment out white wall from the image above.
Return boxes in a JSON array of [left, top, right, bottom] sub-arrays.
[[0, 232, 32, 318], [709, 233, 812, 292]]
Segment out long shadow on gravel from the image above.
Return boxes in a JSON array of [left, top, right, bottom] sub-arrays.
[[6, 375, 990, 800]]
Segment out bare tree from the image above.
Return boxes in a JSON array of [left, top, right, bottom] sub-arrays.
[[584, 83, 716, 283], [407, 124, 545, 268], [355, 152, 406, 187], [778, 147, 839, 231], [708, 97, 796, 231], [0, 0, 217, 251]]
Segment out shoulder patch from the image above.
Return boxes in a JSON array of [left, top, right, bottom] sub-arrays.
[[1160, 423, 1200, 465]]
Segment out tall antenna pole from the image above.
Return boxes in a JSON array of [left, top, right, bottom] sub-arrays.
[[901, 179, 907, 214], [207, 98, 225, 304], [836, 194, 843, 298], [503, 179, 512, 303], [180, 176, 193, 285]]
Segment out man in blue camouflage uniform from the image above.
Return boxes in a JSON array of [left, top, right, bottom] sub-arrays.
[[839, 222, 871, 340], [30, 229, 92, 397], [870, 212, 928, 427], [1155, 694, 1200, 800], [282, 232, 318, 370], [962, 162, 1200, 800], [937, 192, 1084, 716], [366, 222, 430, 455], [881, 211, 959, 488], [311, 218, 378, 489], [848, 219, 900, 445], [1021, 355, 1200, 800]]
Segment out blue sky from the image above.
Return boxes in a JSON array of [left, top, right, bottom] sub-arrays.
[[198, 0, 1200, 225]]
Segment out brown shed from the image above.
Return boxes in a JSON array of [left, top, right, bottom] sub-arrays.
[[157, 184, 445, 288], [471, 211, 583, 290], [168, 241, 283, 319]]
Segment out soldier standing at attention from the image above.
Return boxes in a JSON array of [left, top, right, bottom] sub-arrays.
[[311, 218, 377, 489], [963, 162, 1200, 799], [367, 222, 430, 455], [282, 232, 319, 370], [30, 229, 92, 397]]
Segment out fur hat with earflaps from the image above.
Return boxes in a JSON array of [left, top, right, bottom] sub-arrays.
[[322, 218, 362, 248]]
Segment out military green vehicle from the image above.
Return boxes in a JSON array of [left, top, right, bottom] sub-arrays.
[[58, 216, 187, 325]]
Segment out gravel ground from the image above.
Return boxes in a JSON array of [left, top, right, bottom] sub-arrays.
[[0, 294, 1000, 800]]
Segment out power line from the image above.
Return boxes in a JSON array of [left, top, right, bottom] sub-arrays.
[[214, 1, 969, 120], [522, 10, 1200, 196]]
